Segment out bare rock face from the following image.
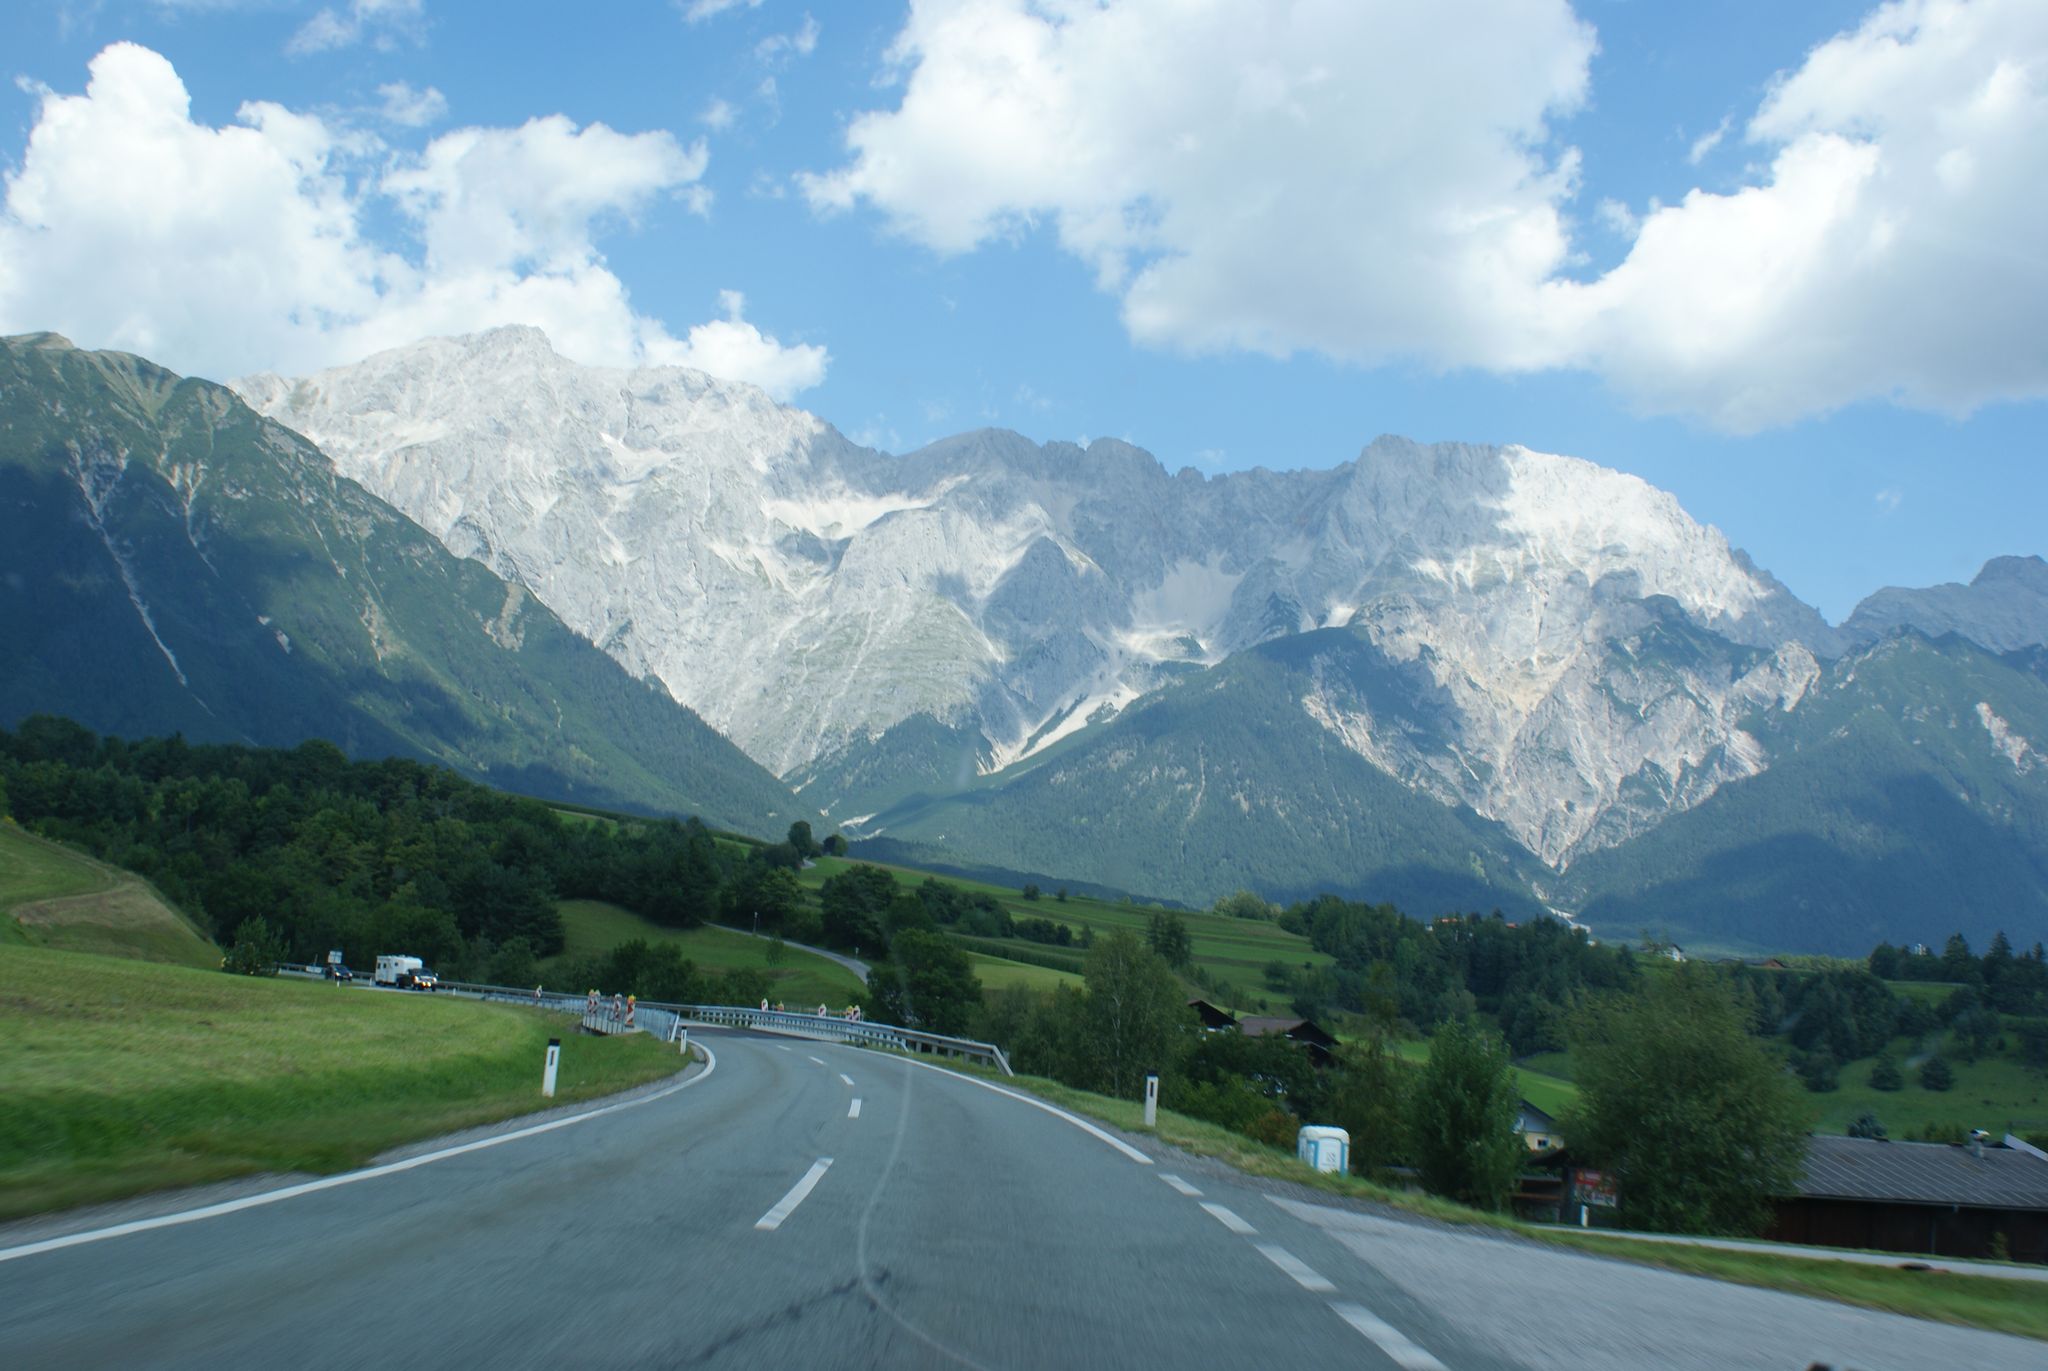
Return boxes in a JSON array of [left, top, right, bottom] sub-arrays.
[[238, 327, 1846, 867], [1846, 555, 2048, 654]]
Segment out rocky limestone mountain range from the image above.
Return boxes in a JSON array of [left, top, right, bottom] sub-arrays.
[[233, 328, 2048, 904]]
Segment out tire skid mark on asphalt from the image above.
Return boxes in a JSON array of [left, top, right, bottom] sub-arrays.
[[0, 1043, 720, 1266], [754, 1157, 834, 1232], [1330, 1302, 1449, 1370]]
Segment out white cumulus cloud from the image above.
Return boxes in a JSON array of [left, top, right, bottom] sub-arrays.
[[0, 43, 829, 396], [806, 0, 2048, 430], [658, 290, 829, 400]]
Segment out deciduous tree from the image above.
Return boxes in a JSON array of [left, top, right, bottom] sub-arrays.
[[1565, 969, 1809, 1235], [1407, 1017, 1522, 1210]]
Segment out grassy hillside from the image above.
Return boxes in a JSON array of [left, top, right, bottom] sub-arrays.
[[550, 900, 864, 1007], [795, 853, 1331, 1009], [0, 824, 216, 968], [967, 951, 1084, 993], [0, 943, 681, 1218], [1521, 1022, 2048, 1141]]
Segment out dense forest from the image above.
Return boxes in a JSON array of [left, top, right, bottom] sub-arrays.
[[0, 716, 725, 983]]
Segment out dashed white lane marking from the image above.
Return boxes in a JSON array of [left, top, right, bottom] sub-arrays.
[[1160, 1174, 1202, 1198], [775, 1045, 792, 1053], [848, 1098, 863, 1119], [1255, 1243, 1335, 1293], [891, 1056, 1152, 1165], [1200, 1202, 1256, 1235], [838, 1072, 855, 1086], [755, 1158, 833, 1231], [1330, 1303, 1448, 1370], [807, 1055, 825, 1066], [0, 1043, 720, 1266]]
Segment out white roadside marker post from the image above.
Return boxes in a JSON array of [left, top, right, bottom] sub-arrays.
[[1143, 1072, 1159, 1128], [543, 1037, 561, 1098], [680, 1028, 690, 1057]]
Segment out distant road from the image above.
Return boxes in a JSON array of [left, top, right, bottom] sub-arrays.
[[1, 1033, 2038, 1370], [732, 926, 872, 980]]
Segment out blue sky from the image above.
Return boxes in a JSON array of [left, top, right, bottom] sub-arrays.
[[2, 0, 2043, 621]]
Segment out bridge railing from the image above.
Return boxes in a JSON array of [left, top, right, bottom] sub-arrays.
[[435, 981, 1011, 1076]]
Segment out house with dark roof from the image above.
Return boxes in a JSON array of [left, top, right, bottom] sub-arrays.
[[1185, 998, 1239, 1031], [1237, 1015, 1338, 1066], [1768, 1132, 2048, 1263]]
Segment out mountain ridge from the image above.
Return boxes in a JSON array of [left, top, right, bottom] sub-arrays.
[[234, 326, 1852, 870], [1, 332, 802, 835]]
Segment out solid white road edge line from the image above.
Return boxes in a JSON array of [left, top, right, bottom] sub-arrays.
[[1200, 1202, 1256, 1235], [892, 1056, 1152, 1165], [839, 1073, 855, 1086], [0, 1042, 720, 1266], [754, 1158, 833, 1231], [1255, 1243, 1336, 1293], [1160, 1174, 1202, 1198], [1330, 1303, 1448, 1371], [849, 1098, 863, 1119]]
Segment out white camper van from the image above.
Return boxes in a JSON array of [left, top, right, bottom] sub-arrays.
[[374, 954, 437, 990]]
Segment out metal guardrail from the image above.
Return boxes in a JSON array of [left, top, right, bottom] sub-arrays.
[[434, 981, 1012, 1076]]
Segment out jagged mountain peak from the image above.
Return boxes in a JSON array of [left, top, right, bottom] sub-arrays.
[[235, 327, 1852, 870]]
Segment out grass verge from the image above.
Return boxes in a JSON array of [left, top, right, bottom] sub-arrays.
[[0, 943, 684, 1220], [926, 1058, 2047, 1342]]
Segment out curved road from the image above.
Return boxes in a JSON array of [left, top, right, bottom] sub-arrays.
[[0, 1031, 2039, 1369]]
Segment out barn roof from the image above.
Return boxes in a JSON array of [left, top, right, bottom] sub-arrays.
[[1793, 1134, 2048, 1211]]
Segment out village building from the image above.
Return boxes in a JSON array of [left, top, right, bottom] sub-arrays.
[[1514, 1099, 1563, 1152], [1767, 1132, 2048, 1264]]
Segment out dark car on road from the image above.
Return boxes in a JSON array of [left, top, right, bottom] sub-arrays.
[[324, 963, 355, 982]]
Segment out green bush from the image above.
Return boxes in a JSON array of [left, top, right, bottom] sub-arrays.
[[223, 917, 285, 976]]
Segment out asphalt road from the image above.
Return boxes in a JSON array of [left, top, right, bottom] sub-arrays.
[[1, 1030, 2040, 1370]]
